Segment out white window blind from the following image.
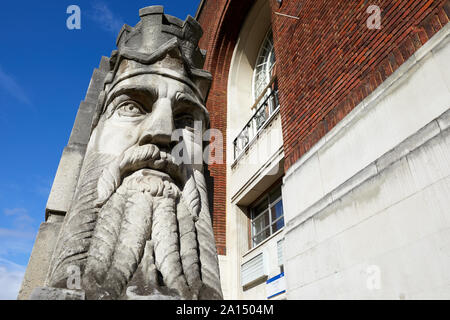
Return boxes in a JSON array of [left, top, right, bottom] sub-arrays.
[[241, 252, 267, 286]]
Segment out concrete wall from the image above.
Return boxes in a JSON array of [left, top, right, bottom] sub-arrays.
[[282, 25, 450, 299]]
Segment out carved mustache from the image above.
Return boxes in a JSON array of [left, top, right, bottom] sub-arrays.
[[95, 144, 184, 207]]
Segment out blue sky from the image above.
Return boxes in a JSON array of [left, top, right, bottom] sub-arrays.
[[0, 0, 198, 299]]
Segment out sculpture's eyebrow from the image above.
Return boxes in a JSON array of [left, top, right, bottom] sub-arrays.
[[174, 92, 209, 119], [105, 85, 158, 109]]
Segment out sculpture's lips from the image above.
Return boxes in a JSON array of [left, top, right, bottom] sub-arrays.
[[119, 144, 183, 184], [96, 144, 184, 207]]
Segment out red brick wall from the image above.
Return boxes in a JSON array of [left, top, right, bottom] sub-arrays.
[[271, 0, 450, 171], [196, 0, 449, 254]]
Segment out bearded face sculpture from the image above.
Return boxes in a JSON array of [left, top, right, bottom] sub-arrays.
[[44, 6, 222, 300]]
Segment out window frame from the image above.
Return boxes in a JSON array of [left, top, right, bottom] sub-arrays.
[[250, 183, 284, 248], [252, 28, 276, 102]]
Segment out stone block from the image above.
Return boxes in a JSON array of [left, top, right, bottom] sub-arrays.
[[84, 68, 107, 104], [68, 101, 96, 146], [46, 144, 86, 216], [29, 287, 85, 300], [17, 222, 62, 300], [284, 217, 317, 261], [406, 129, 450, 191], [283, 153, 324, 224], [430, 31, 450, 92], [376, 120, 441, 172], [437, 108, 450, 132], [98, 56, 110, 72]]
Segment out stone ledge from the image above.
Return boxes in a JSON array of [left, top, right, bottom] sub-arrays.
[[17, 222, 63, 300], [45, 144, 86, 216], [68, 101, 97, 146], [285, 106, 450, 236], [29, 287, 85, 300]]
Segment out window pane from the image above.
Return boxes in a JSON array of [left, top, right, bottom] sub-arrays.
[[253, 235, 261, 246], [253, 211, 269, 235], [272, 217, 284, 233], [270, 200, 283, 221], [269, 186, 282, 203], [253, 200, 268, 218], [250, 182, 284, 248], [253, 30, 275, 100], [253, 228, 271, 246]]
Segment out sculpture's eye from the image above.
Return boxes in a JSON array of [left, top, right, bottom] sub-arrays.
[[116, 101, 145, 118], [174, 113, 195, 129]]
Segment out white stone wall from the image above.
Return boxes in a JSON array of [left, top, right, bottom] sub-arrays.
[[221, 0, 286, 300], [221, 111, 284, 300], [282, 24, 450, 299]]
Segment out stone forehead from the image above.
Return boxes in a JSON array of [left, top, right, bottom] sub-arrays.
[[101, 74, 210, 129], [103, 59, 205, 105], [92, 6, 212, 130], [100, 66, 210, 127]]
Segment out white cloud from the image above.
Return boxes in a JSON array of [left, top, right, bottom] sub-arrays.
[[3, 208, 28, 216], [0, 207, 37, 258], [0, 66, 32, 106], [0, 226, 36, 262], [3, 207, 34, 230], [0, 217, 36, 300], [0, 228, 35, 239], [90, 1, 124, 34], [0, 258, 25, 300]]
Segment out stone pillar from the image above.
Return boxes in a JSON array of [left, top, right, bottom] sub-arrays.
[[17, 57, 110, 300]]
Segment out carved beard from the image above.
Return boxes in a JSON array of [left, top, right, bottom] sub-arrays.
[[83, 169, 190, 300], [46, 144, 222, 300]]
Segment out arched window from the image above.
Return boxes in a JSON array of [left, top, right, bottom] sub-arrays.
[[228, 1, 280, 160], [252, 30, 276, 101]]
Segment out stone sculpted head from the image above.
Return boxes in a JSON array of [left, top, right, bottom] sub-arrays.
[[44, 6, 222, 300]]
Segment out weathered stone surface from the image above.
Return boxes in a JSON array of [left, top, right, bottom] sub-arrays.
[[17, 221, 63, 300], [98, 56, 110, 73], [84, 68, 108, 104], [24, 5, 223, 300], [29, 287, 85, 300], [45, 144, 86, 217], [67, 101, 97, 146], [45, 56, 110, 218]]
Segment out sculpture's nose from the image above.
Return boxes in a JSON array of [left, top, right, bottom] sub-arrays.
[[139, 98, 174, 147]]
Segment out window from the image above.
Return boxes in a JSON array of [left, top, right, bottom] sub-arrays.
[[250, 184, 284, 247], [253, 30, 276, 101], [233, 28, 280, 160]]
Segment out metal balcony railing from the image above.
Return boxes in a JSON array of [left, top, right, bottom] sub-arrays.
[[233, 78, 280, 160]]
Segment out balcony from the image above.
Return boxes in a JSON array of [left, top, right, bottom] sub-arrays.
[[233, 78, 280, 161]]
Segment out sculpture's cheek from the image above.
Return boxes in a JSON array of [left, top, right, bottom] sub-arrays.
[[96, 122, 140, 156]]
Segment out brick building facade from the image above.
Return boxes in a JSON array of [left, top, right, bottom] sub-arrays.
[[197, 0, 450, 299]]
